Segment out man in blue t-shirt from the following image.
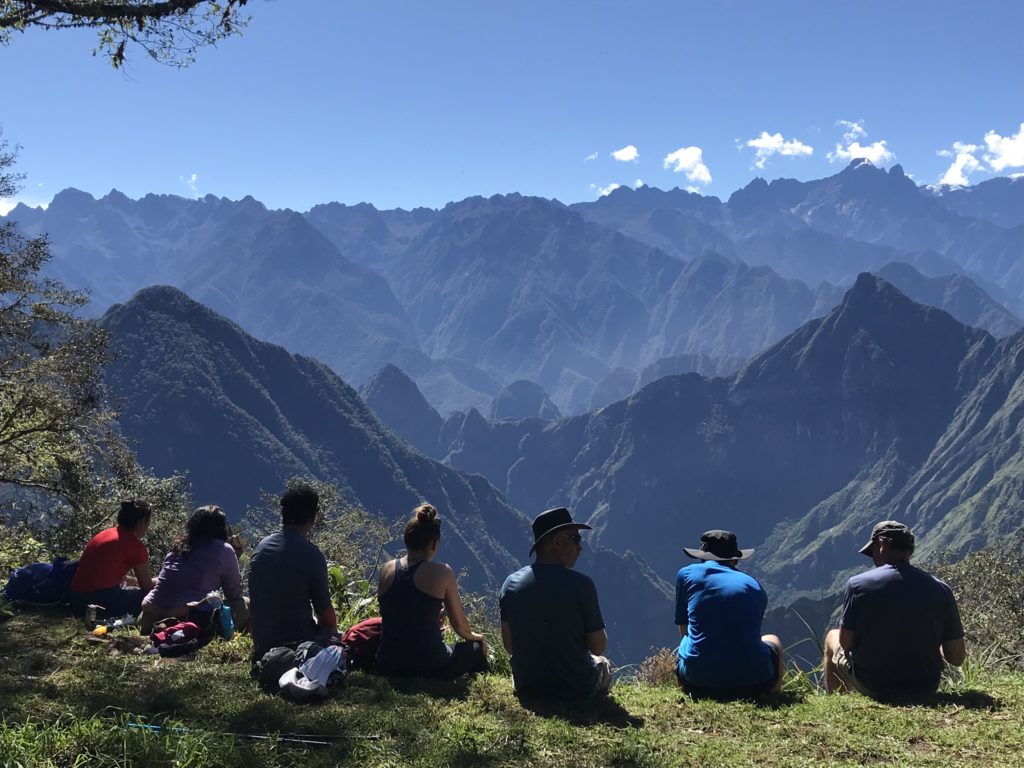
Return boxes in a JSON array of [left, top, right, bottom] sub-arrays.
[[499, 507, 611, 699], [675, 530, 784, 699], [824, 520, 966, 699]]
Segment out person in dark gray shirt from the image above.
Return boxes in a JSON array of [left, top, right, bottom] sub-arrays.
[[824, 520, 966, 699], [248, 485, 337, 660], [500, 507, 611, 699]]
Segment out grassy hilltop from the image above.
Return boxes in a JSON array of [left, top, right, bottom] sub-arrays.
[[2, 613, 1023, 768]]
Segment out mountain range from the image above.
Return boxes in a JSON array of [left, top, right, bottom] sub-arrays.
[[9, 163, 1024, 417]]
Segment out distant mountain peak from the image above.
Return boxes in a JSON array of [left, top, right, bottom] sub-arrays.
[[846, 157, 877, 171], [48, 187, 96, 210], [842, 271, 900, 307]]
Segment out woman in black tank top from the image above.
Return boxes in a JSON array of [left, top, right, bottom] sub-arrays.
[[375, 504, 489, 679]]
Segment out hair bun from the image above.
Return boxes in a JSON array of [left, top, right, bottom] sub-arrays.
[[416, 503, 438, 522]]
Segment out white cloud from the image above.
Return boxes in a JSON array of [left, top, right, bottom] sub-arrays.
[[584, 151, 599, 162], [984, 123, 1024, 171], [180, 172, 199, 197], [830, 140, 893, 165], [744, 131, 814, 169], [611, 145, 639, 163], [838, 119, 867, 143], [685, 186, 700, 194], [633, 178, 645, 188], [828, 120, 894, 165], [595, 182, 622, 197], [662, 146, 712, 184], [938, 141, 982, 186]]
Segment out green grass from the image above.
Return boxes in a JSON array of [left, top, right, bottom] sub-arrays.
[[2, 613, 1024, 767]]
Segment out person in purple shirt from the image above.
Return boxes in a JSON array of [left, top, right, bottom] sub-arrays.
[[140, 505, 248, 634]]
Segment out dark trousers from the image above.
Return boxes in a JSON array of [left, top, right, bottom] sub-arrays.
[[378, 641, 488, 680], [69, 587, 144, 619]]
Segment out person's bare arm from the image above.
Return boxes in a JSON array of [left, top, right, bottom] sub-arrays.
[[132, 562, 154, 592], [942, 638, 966, 667], [442, 566, 487, 652], [678, 624, 686, 638], [310, 559, 338, 636], [839, 628, 855, 652], [587, 628, 607, 656], [500, 621, 513, 654]]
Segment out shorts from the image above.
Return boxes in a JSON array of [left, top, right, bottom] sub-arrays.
[[830, 647, 876, 697], [832, 649, 938, 700], [677, 642, 780, 700], [593, 655, 614, 695]]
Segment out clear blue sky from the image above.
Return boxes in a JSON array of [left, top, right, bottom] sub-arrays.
[[3, 0, 1023, 212]]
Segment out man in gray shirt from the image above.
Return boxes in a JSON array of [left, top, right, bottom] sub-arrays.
[[824, 520, 966, 699], [248, 485, 337, 660], [500, 507, 611, 698]]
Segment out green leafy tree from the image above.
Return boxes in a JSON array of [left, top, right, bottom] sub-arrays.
[[0, 138, 123, 510], [0, 140, 194, 563], [0, 0, 250, 67]]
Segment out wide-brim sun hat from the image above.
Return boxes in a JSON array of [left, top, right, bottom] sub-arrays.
[[683, 529, 754, 561], [529, 507, 592, 555]]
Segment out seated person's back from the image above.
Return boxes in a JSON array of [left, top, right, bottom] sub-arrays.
[[501, 561, 604, 698], [843, 560, 961, 694], [248, 486, 336, 659], [376, 504, 488, 679], [141, 505, 247, 633], [500, 507, 611, 699], [824, 520, 966, 698], [69, 499, 154, 617], [676, 560, 775, 689], [377, 558, 449, 671]]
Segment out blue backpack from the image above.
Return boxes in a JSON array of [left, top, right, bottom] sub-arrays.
[[2, 558, 79, 605]]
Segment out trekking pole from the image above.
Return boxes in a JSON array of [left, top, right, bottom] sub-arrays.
[[124, 722, 380, 746]]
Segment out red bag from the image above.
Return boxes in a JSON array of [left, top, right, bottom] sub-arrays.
[[341, 616, 382, 670], [151, 621, 201, 646]]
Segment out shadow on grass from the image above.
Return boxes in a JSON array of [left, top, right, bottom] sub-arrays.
[[873, 689, 1000, 710], [680, 689, 805, 708], [517, 692, 645, 728], [388, 675, 474, 700]]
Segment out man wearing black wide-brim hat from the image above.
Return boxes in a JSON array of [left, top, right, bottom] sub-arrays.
[[674, 530, 784, 699], [823, 520, 966, 699], [498, 507, 612, 698]]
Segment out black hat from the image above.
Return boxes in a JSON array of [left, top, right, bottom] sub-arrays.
[[529, 507, 592, 555], [858, 520, 915, 557], [683, 530, 754, 561]]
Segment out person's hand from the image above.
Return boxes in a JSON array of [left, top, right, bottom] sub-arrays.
[[229, 533, 245, 554], [474, 633, 488, 655]]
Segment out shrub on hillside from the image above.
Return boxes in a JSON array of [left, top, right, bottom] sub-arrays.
[[929, 548, 1024, 670]]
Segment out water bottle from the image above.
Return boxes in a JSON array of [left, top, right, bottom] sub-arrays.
[[218, 604, 235, 640]]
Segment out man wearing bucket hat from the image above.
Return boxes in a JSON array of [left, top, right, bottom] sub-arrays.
[[674, 530, 784, 699], [499, 507, 612, 698], [824, 520, 966, 699]]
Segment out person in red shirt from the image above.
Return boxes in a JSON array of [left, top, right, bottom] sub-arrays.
[[69, 499, 154, 618]]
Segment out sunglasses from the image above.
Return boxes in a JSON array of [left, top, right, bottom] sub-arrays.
[[557, 532, 582, 545]]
